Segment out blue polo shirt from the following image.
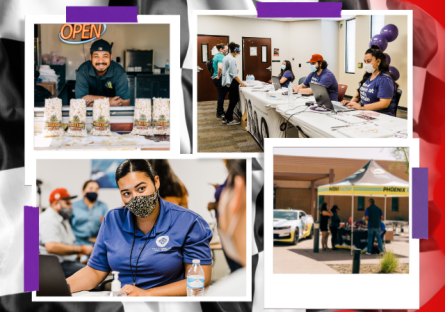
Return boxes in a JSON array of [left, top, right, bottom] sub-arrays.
[[364, 204, 383, 229], [303, 68, 338, 101], [71, 199, 109, 246], [87, 198, 213, 289], [75, 60, 130, 100]]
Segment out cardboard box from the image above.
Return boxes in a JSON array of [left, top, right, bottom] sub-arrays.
[[37, 82, 56, 95], [241, 110, 248, 131]]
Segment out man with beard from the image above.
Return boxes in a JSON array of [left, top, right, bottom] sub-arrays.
[[39, 188, 93, 278], [75, 39, 130, 106]]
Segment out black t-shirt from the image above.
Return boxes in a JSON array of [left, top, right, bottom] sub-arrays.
[[365, 204, 383, 229], [320, 207, 329, 227]]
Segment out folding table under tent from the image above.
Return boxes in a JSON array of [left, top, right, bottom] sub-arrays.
[[317, 159, 409, 254]]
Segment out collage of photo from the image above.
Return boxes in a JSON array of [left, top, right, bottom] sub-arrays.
[[4, 1, 443, 312]]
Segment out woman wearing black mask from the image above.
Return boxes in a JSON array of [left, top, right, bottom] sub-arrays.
[[66, 159, 213, 296], [71, 180, 109, 246]]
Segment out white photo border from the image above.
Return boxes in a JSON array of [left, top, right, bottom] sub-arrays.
[[25, 15, 182, 185], [264, 138, 419, 310], [31, 155, 252, 302]]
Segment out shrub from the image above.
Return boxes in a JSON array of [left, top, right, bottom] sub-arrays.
[[379, 251, 399, 273]]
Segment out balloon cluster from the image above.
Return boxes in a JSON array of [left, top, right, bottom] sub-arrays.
[[369, 24, 400, 80]]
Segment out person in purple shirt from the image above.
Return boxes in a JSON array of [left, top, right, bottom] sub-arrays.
[[341, 45, 399, 116], [278, 60, 295, 88], [293, 54, 339, 101]]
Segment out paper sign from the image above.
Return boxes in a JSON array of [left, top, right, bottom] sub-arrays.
[[250, 47, 257, 56]]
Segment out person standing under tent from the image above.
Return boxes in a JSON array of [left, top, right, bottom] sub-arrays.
[[364, 198, 384, 255]]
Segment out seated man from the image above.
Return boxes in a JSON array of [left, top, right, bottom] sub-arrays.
[[39, 188, 93, 278]]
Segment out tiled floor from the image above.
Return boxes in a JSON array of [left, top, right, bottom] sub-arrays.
[[197, 100, 263, 153]]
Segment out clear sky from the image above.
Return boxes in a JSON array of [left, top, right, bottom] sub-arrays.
[[274, 147, 404, 161]]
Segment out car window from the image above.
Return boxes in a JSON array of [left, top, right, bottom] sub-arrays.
[[299, 212, 306, 218], [273, 210, 298, 220]]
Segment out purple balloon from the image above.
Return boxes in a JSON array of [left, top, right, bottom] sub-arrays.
[[380, 24, 399, 42], [384, 53, 391, 65], [389, 66, 400, 81], [369, 34, 388, 52]]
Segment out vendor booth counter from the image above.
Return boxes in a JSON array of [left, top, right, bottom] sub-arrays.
[[34, 106, 170, 150]]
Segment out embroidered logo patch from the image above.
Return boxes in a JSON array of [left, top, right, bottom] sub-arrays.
[[156, 236, 169, 247]]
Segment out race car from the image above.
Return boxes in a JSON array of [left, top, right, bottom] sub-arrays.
[[273, 209, 314, 245]]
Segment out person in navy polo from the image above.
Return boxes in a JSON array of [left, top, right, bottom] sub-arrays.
[[293, 54, 339, 101], [341, 45, 399, 116], [66, 159, 213, 296], [75, 39, 130, 107]]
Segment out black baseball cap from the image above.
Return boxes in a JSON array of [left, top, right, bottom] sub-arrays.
[[90, 39, 112, 54]]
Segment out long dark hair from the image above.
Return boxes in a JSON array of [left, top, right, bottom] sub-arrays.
[[357, 45, 399, 96], [148, 160, 187, 198], [279, 60, 295, 82], [320, 202, 328, 214], [115, 159, 157, 187]]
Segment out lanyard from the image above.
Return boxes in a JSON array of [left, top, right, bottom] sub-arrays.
[[129, 215, 158, 286]]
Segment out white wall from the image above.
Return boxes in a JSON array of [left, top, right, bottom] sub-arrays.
[[197, 16, 290, 77], [287, 20, 323, 82], [40, 24, 170, 80], [321, 20, 339, 78]]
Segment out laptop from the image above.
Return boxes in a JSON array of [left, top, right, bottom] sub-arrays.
[[310, 82, 355, 113], [271, 76, 281, 91], [37, 255, 72, 296], [272, 76, 298, 94]]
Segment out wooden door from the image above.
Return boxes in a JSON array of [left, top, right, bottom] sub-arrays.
[[197, 35, 229, 102], [243, 37, 271, 82]]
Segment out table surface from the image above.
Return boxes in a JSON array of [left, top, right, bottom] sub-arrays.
[[34, 132, 170, 150], [240, 83, 407, 138], [72, 291, 114, 297]]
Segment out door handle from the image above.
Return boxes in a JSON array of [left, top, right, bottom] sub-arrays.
[[197, 66, 203, 72], [266, 66, 272, 71]]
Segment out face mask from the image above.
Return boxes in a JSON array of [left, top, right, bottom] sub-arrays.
[[59, 207, 72, 220], [223, 50, 228, 56], [217, 188, 242, 264], [125, 190, 159, 218], [281, 65, 286, 70], [364, 62, 377, 74], [310, 64, 317, 73], [85, 192, 98, 202]]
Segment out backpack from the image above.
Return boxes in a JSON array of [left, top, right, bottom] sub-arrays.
[[206, 57, 214, 76]]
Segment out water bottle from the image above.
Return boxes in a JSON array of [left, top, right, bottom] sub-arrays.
[[288, 83, 293, 103], [187, 259, 205, 296], [165, 59, 170, 74], [252, 74, 255, 82], [247, 75, 250, 83]]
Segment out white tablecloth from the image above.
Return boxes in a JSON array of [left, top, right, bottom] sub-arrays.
[[240, 83, 407, 139], [239, 84, 300, 149], [34, 132, 170, 150]]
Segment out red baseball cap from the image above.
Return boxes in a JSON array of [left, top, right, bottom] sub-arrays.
[[307, 54, 324, 63], [49, 188, 77, 204]]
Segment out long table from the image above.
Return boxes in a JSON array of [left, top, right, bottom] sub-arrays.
[[239, 83, 408, 139]]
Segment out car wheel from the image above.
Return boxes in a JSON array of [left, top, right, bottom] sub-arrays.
[[308, 224, 314, 239], [292, 229, 299, 245]]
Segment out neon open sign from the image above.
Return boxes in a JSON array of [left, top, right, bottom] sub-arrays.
[[59, 24, 107, 44]]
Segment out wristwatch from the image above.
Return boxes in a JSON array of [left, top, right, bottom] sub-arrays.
[[360, 103, 365, 110]]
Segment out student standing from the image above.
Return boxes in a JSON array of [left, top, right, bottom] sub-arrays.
[[329, 205, 341, 250], [222, 42, 246, 125], [320, 203, 333, 251], [364, 198, 384, 255], [212, 43, 229, 118]]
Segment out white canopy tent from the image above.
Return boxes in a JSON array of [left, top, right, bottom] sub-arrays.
[[317, 159, 409, 254]]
